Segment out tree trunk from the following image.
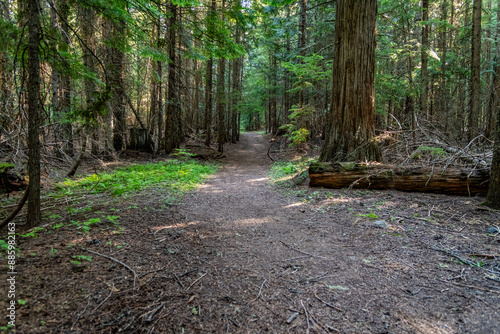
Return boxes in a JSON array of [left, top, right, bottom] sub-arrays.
[[319, 0, 380, 162], [27, 0, 41, 227], [79, 5, 99, 155], [486, 5, 500, 208], [58, 0, 74, 156], [49, 3, 61, 156], [216, 57, 226, 153], [270, 49, 277, 134], [205, 57, 213, 147], [165, 4, 178, 154], [469, 0, 482, 140], [420, 0, 429, 117], [486, 64, 500, 206], [231, 38, 239, 143], [438, 0, 448, 130], [109, 18, 126, 152], [298, 0, 307, 108], [194, 58, 201, 134], [309, 162, 489, 196]]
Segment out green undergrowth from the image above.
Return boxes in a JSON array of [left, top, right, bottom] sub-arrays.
[[0, 159, 218, 259], [269, 158, 313, 188], [56, 159, 218, 197]]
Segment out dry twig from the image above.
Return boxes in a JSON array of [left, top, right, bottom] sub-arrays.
[[81, 247, 137, 289], [186, 272, 208, 291]]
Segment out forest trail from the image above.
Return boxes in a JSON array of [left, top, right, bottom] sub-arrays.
[[8, 132, 499, 333], [181, 132, 291, 235]]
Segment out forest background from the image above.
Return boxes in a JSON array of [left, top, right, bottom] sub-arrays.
[[1, 0, 500, 227]]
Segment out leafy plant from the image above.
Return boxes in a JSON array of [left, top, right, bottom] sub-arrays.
[[106, 215, 120, 225], [170, 148, 195, 159], [279, 105, 313, 147], [51, 223, 64, 229], [19, 227, 44, 239], [410, 146, 447, 160], [357, 213, 379, 219], [71, 255, 92, 265]]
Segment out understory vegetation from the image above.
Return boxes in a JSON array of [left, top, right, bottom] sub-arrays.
[[0, 158, 217, 258]]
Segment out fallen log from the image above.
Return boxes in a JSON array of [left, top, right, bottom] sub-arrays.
[[308, 162, 490, 196]]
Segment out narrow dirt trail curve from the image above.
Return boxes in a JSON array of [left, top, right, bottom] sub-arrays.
[[183, 132, 290, 231]]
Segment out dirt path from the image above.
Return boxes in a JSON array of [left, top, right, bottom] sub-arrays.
[[139, 132, 499, 333], [5, 132, 499, 333]]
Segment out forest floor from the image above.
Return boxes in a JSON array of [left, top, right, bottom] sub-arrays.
[[1, 132, 500, 333]]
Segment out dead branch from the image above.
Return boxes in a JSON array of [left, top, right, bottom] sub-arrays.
[[0, 184, 29, 230], [186, 272, 208, 291], [81, 247, 137, 289], [280, 240, 329, 260]]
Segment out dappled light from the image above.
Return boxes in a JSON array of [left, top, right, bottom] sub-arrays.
[[1, 0, 498, 329]]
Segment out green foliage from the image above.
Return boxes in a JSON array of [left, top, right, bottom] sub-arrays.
[[19, 227, 45, 239], [410, 146, 447, 160], [270, 159, 312, 183], [171, 149, 196, 159], [357, 213, 380, 219], [106, 215, 120, 225], [71, 254, 92, 265], [0, 239, 17, 256], [282, 54, 331, 94], [0, 163, 14, 173], [280, 105, 313, 147], [56, 160, 218, 197]]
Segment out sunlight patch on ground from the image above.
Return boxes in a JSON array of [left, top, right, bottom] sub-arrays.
[[403, 318, 454, 334], [284, 202, 305, 208], [246, 177, 269, 183], [235, 217, 273, 225], [151, 221, 200, 232], [317, 197, 353, 206]]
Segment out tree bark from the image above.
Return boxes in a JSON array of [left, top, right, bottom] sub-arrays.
[[79, 4, 99, 155], [165, 3, 178, 154], [469, 0, 482, 140], [420, 0, 429, 117], [486, 5, 500, 208], [205, 57, 213, 147], [438, 0, 448, 130], [58, 0, 74, 156], [109, 15, 126, 152], [298, 0, 307, 108], [319, 0, 380, 162], [194, 58, 201, 134], [216, 57, 226, 153], [231, 29, 240, 143], [27, 0, 41, 227], [309, 162, 489, 196]]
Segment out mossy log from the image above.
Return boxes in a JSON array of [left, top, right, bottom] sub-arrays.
[[308, 162, 490, 196]]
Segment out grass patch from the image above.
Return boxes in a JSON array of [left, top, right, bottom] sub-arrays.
[[269, 159, 313, 187], [56, 159, 218, 197]]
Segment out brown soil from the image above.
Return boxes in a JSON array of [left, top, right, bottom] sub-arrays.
[[1, 132, 500, 333]]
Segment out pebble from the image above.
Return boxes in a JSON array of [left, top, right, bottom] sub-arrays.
[[372, 220, 388, 229], [487, 226, 499, 234]]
